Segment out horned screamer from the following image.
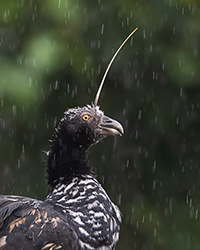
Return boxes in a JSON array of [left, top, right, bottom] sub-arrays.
[[0, 28, 138, 250]]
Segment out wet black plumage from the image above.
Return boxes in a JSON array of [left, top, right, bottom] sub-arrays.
[[0, 104, 123, 250]]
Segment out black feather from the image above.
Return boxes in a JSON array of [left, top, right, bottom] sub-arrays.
[[0, 104, 122, 250]]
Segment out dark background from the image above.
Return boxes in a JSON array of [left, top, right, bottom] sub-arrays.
[[0, 0, 200, 249]]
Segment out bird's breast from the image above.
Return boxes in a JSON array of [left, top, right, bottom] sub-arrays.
[[46, 175, 121, 249]]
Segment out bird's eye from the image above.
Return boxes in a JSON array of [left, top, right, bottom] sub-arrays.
[[82, 114, 90, 121]]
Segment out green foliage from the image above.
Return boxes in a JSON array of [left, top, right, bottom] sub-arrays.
[[0, 0, 200, 249], [0, 61, 38, 103]]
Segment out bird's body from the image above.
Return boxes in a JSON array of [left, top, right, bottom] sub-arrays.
[[0, 175, 120, 250], [0, 105, 123, 250]]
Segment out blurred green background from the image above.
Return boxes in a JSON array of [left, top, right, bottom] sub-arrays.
[[0, 0, 200, 249]]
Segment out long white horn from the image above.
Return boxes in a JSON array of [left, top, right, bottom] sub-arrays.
[[94, 27, 138, 106]]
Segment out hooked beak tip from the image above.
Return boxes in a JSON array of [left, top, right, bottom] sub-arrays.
[[99, 115, 124, 137]]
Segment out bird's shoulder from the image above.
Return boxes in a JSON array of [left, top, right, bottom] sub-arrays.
[[0, 195, 79, 250]]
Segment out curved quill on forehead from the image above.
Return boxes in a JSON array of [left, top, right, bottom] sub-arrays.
[[94, 27, 138, 106]]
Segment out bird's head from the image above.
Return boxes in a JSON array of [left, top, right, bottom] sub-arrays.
[[58, 104, 124, 149], [57, 28, 138, 150]]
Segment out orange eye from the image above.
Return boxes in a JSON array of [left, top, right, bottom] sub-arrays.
[[82, 114, 90, 121]]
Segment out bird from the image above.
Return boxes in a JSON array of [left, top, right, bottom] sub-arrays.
[[0, 104, 123, 250], [0, 28, 138, 250]]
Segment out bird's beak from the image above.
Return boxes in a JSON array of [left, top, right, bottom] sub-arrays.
[[99, 115, 124, 136]]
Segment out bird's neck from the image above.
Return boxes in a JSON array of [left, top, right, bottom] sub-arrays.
[[46, 128, 91, 190]]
